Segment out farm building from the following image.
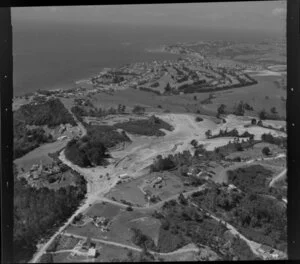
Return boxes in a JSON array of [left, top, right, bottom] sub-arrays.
[[119, 173, 130, 179], [88, 247, 97, 258]]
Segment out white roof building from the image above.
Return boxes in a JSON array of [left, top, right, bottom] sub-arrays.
[[119, 173, 129, 179], [88, 248, 96, 258]]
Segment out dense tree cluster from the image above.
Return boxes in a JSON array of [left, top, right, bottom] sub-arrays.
[[210, 128, 254, 139], [227, 165, 273, 195], [114, 115, 173, 137], [217, 104, 226, 116], [155, 200, 238, 257], [71, 104, 126, 123], [132, 105, 146, 114], [150, 155, 176, 172], [14, 119, 53, 159], [15, 98, 76, 128], [131, 228, 157, 251], [192, 176, 287, 251], [259, 108, 284, 121], [261, 133, 286, 148], [65, 137, 109, 167], [65, 124, 131, 167], [86, 125, 131, 148], [13, 165, 86, 263]]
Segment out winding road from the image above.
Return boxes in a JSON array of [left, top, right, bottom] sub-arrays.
[[30, 113, 287, 262]]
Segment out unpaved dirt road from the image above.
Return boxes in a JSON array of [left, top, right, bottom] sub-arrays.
[[269, 168, 287, 188], [30, 113, 287, 262], [31, 113, 216, 262], [190, 202, 287, 260]]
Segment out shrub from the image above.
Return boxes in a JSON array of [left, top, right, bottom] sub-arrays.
[[205, 129, 212, 139], [132, 105, 146, 114], [270, 107, 277, 114], [259, 110, 267, 120], [126, 206, 133, 211], [217, 104, 226, 115], [251, 118, 257, 125], [195, 116, 203, 122], [233, 101, 245, 116], [190, 139, 198, 147], [262, 146, 271, 156]]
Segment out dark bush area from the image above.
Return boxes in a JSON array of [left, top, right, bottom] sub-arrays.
[[195, 116, 203, 122], [177, 77, 256, 94], [150, 155, 176, 172], [210, 128, 254, 139], [131, 228, 157, 251], [14, 119, 53, 159], [227, 165, 273, 195], [15, 98, 76, 128], [259, 109, 285, 121], [261, 133, 286, 148], [157, 200, 229, 254], [13, 165, 86, 263], [65, 125, 131, 167], [65, 138, 109, 167], [114, 115, 173, 137], [71, 103, 126, 123], [86, 125, 131, 148], [231, 236, 259, 260], [233, 101, 253, 116], [191, 183, 287, 252], [132, 105, 146, 114]]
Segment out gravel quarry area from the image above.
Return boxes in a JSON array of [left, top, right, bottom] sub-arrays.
[[58, 112, 286, 200]]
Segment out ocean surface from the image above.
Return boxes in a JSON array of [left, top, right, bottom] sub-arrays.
[[12, 21, 280, 96]]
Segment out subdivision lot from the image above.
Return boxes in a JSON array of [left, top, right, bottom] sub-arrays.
[[105, 171, 196, 206], [66, 204, 160, 248]]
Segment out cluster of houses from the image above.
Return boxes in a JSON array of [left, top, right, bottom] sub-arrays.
[[72, 213, 111, 232], [92, 216, 111, 232], [22, 162, 61, 181]]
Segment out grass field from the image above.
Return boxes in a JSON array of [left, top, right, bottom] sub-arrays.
[[225, 142, 284, 161], [105, 171, 194, 206], [93, 242, 140, 262], [88, 88, 216, 115], [105, 177, 149, 206], [66, 204, 161, 248], [14, 140, 66, 173], [143, 171, 193, 201], [85, 202, 121, 218], [200, 75, 286, 118]]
